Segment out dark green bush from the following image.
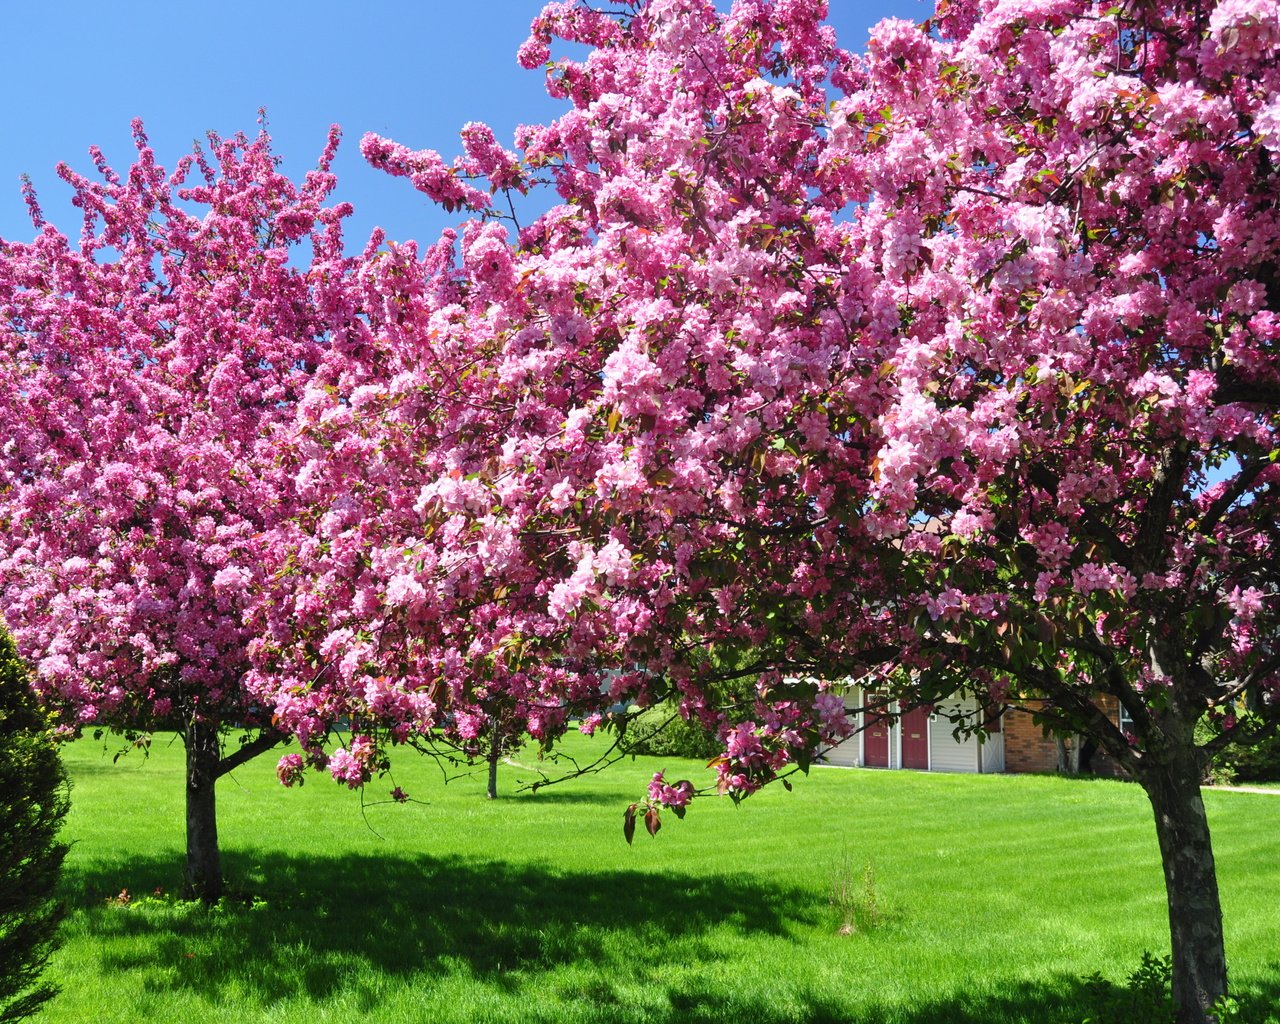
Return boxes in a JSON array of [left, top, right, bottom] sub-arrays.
[[1195, 718, 1280, 786], [622, 704, 723, 760], [1223, 732, 1280, 783], [0, 630, 69, 1023]]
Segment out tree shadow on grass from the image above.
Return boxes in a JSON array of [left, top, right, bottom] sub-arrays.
[[61, 850, 822, 1009], [504, 788, 635, 805]]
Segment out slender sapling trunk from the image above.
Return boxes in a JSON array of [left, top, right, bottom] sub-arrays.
[[487, 726, 501, 800]]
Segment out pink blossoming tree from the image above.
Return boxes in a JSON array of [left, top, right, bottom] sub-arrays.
[[249, 1, 1276, 1019], [0, 122, 360, 900]]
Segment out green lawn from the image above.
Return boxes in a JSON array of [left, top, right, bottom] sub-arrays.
[[43, 734, 1280, 1024]]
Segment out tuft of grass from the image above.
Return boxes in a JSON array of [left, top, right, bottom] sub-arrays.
[[43, 733, 1280, 1024], [829, 848, 884, 936]]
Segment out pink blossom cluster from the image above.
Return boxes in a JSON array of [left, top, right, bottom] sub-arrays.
[[326, 735, 378, 789], [647, 771, 694, 809], [276, 753, 306, 787], [0, 121, 359, 752]]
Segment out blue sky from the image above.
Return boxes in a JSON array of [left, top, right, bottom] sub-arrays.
[[0, 1, 926, 249]]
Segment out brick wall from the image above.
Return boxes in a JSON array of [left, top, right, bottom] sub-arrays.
[[1003, 703, 1062, 773], [1003, 697, 1128, 778]]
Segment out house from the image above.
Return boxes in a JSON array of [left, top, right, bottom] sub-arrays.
[[822, 686, 1128, 777], [821, 686, 1005, 773]]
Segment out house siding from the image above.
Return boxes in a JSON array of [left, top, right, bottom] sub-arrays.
[[928, 696, 980, 772], [823, 719, 861, 767], [981, 728, 1005, 772]]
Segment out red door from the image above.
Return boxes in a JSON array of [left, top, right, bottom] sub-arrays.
[[863, 703, 890, 767], [901, 705, 930, 770]]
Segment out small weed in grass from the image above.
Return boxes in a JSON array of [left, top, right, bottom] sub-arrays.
[[1078, 951, 1174, 1024], [103, 884, 275, 919], [829, 848, 883, 935]]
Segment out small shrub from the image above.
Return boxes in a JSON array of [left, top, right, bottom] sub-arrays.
[[1078, 951, 1174, 1024], [622, 704, 722, 760], [1202, 757, 1238, 788], [0, 630, 70, 1023]]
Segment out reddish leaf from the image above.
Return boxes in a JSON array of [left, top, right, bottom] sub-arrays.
[[644, 806, 661, 837], [623, 803, 637, 845]]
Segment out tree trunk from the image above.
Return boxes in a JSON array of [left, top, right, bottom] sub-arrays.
[[1053, 735, 1081, 774], [1139, 752, 1227, 1024], [487, 728, 501, 800], [183, 720, 223, 902]]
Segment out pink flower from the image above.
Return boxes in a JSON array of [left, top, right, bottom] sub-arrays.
[[348, 734, 375, 764], [547, 551, 596, 621], [814, 693, 853, 741], [455, 712, 485, 740], [1225, 586, 1265, 622], [276, 753, 306, 787], [647, 771, 694, 808], [924, 587, 966, 623], [724, 723, 765, 764], [327, 748, 367, 788]]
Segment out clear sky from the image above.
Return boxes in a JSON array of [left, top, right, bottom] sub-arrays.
[[0, 1, 927, 249]]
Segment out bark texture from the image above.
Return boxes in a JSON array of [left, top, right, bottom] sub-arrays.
[[1140, 753, 1228, 1024]]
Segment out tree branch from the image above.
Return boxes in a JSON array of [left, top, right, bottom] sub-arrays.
[[216, 729, 285, 778], [1132, 439, 1190, 576], [1197, 457, 1268, 536]]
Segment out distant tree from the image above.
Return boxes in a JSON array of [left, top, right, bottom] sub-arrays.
[[0, 629, 68, 1023], [0, 121, 361, 900]]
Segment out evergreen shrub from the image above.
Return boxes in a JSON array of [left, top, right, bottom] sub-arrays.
[[0, 630, 69, 1023]]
